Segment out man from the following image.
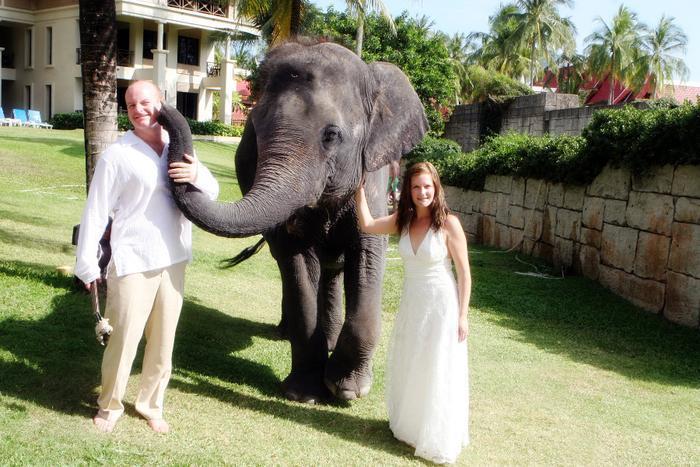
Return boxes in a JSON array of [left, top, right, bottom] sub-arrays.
[[75, 80, 218, 433]]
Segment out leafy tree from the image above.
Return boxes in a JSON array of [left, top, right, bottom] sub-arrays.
[[585, 5, 647, 104], [461, 65, 534, 104], [306, 10, 457, 134], [643, 15, 689, 99], [346, 0, 395, 57], [468, 4, 529, 80], [509, 0, 576, 85]]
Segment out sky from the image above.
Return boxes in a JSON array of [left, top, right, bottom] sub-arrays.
[[312, 0, 700, 83]]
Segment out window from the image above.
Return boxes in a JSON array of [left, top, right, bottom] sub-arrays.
[[176, 91, 197, 119], [177, 35, 199, 66], [45, 84, 53, 118], [25, 28, 33, 68], [24, 85, 32, 109], [142, 30, 167, 59], [46, 27, 53, 65]]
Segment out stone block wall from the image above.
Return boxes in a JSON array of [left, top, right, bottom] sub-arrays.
[[445, 164, 700, 329], [444, 102, 484, 152]]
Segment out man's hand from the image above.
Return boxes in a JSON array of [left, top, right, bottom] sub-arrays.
[[84, 278, 103, 292], [168, 153, 198, 184]]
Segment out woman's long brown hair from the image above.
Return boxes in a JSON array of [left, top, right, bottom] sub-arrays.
[[396, 161, 450, 234]]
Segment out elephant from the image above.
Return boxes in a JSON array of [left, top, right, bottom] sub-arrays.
[[159, 40, 427, 403]]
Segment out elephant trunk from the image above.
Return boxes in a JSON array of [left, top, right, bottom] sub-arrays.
[[160, 103, 318, 238]]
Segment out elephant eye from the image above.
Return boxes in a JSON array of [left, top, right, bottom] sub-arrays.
[[290, 72, 299, 79], [322, 125, 343, 149]]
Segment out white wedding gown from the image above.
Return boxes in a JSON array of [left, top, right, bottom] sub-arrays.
[[386, 227, 469, 464]]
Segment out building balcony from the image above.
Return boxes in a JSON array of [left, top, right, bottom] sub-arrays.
[[1, 51, 14, 69], [166, 0, 228, 17]]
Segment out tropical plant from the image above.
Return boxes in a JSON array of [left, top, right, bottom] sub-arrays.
[[78, 0, 118, 192], [643, 15, 689, 99], [345, 0, 395, 57], [438, 32, 479, 105], [585, 5, 647, 104], [508, 0, 576, 85], [461, 65, 534, 104], [468, 4, 529, 80]]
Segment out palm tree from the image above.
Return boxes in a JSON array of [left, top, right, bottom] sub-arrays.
[[439, 32, 479, 104], [78, 0, 118, 191], [469, 4, 529, 80], [234, 0, 306, 45], [509, 0, 576, 86], [585, 5, 646, 104], [644, 15, 689, 99], [346, 0, 395, 57]]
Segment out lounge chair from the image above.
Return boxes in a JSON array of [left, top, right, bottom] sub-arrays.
[[28, 110, 53, 129], [0, 107, 21, 126], [13, 109, 37, 127]]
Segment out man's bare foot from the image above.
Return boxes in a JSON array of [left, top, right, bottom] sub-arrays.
[[147, 419, 169, 434], [93, 415, 116, 433]]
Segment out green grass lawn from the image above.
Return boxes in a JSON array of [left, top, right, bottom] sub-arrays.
[[0, 127, 698, 465]]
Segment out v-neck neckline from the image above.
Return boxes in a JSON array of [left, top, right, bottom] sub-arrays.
[[409, 225, 431, 256]]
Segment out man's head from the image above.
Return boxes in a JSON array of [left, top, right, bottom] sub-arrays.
[[125, 81, 162, 133]]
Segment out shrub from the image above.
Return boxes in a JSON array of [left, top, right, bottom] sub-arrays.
[[118, 112, 133, 131], [49, 112, 84, 130], [186, 119, 244, 137], [409, 102, 700, 191]]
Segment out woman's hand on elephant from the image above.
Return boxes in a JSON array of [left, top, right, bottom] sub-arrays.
[[169, 153, 198, 184]]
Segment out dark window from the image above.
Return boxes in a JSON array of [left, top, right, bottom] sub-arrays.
[[46, 27, 52, 65], [143, 30, 167, 59], [117, 86, 127, 113], [25, 28, 33, 67], [176, 91, 197, 119], [25, 85, 31, 109], [45, 84, 52, 118], [177, 35, 199, 66]]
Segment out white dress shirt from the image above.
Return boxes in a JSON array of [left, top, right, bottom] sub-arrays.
[[75, 130, 219, 284]]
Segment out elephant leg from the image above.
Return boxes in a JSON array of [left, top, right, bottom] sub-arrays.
[[277, 252, 330, 403], [324, 234, 386, 400], [319, 265, 344, 352]]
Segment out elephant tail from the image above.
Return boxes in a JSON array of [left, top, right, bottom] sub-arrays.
[[220, 238, 267, 268]]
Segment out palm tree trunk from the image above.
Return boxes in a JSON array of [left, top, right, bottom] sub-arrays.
[[355, 15, 365, 57], [529, 40, 536, 86], [79, 0, 118, 193], [290, 0, 303, 37]]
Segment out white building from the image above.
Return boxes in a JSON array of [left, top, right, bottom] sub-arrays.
[[0, 0, 258, 123]]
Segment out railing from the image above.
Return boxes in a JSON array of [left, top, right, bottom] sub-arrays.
[[167, 0, 227, 17], [206, 62, 220, 77], [117, 49, 134, 67]]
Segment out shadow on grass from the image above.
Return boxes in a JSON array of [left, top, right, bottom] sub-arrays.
[[0, 135, 84, 159], [0, 227, 73, 254], [0, 207, 59, 228], [0, 260, 410, 458], [470, 247, 700, 388]]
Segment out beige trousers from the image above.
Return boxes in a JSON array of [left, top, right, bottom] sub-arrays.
[[96, 261, 186, 422]]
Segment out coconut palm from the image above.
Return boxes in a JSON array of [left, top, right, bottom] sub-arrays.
[[643, 15, 689, 99], [78, 0, 118, 191], [585, 5, 647, 104], [346, 0, 395, 57], [438, 32, 479, 104], [469, 4, 529, 80], [508, 0, 576, 86]]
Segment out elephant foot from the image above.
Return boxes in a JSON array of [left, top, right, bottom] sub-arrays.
[[282, 371, 330, 404], [324, 364, 373, 401]]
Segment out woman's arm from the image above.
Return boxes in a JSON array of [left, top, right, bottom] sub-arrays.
[[354, 187, 399, 235], [445, 214, 472, 342]]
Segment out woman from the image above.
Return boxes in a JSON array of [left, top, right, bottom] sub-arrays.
[[355, 161, 471, 464]]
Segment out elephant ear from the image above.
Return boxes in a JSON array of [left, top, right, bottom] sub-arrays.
[[363, 62, 428, 172]]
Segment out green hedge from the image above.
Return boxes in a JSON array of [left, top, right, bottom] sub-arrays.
[[49, 111, 244, 137], [406, 101, 700, 190]]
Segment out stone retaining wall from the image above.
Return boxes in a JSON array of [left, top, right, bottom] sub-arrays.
[[445, 164, 700, 329]]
